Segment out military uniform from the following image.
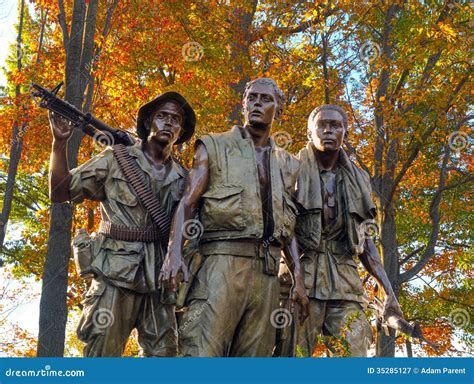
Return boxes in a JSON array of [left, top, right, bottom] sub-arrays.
[[71, 143, 187, 357], [279, 143, 376, 357], [179, 126, 299, 357]]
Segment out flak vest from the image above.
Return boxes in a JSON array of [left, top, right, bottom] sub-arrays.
[[294, 144, 377, 256], [197, 126, 300, 246]]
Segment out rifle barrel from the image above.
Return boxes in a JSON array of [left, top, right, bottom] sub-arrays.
[[31, 82, 136, 146]]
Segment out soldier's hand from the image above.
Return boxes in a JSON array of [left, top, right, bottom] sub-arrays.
[[290, 280, 309, 325], [383, 294, 403, 321], [158, 252, 190, 292], [49, 111, 74, 142]]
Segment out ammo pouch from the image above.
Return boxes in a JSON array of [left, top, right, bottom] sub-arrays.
[[72, 228, 95, 279], [262, 243, 279, 276]]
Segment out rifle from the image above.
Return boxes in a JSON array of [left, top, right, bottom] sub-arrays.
[[364, 296, 440, 352], [31, 82, 136, 147]]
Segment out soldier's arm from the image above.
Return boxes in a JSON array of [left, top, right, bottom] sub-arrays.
[[49, 112, 73, 202], [159, 142, 210, 290], [359, 239, 403, 318], [283, 237, 309, 324]]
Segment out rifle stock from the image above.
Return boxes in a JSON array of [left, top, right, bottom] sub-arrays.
[[365, 296, 440, 351]]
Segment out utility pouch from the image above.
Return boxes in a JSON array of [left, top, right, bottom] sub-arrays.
[[262, 244, 279, 276], [72, 228, 95, 279], [176, 246, 204, 310]]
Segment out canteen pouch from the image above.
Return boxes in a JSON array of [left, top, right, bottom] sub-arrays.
[[262, 244, 279, 276]]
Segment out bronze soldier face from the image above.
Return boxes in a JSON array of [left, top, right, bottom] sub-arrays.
[[148, 101, 184, 146], [310, 109, 346, 152], [243, 82, 278, 129]]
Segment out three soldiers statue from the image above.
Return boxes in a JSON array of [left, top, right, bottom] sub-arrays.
[[48, 77, 403, 357]]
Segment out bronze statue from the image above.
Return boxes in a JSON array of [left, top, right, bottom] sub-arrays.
[[159, 78, 309, 357], [48, 92, 195, 356], [278, 105, 404, 357]]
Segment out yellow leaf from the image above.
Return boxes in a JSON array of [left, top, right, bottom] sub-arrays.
[[438, 23, 456, 38]]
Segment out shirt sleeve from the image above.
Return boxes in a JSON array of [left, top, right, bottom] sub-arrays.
[[69, 148, 113, 203]]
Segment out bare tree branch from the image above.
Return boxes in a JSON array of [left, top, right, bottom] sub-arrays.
[[251, 6, 336, 43], [399, 246, 424, 266], [57, 0, 69, 52], [36, 9, 48, 63], [389, 83, 471, 200], [400, 143, 450, 283]]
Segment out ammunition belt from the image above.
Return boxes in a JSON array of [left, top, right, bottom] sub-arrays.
[[99, 221, 161, 242], [113, 144, 171, 244]]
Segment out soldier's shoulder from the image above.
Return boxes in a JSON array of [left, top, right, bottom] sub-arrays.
[[357, 166, 371, 183], [198, 127, 235, 142], [275, 145, 298, 160], [274, 146, 300, 172], [173, 157, 189, 174], [99, 146, 116, 158], [196, 127, 238, 155], [345, 153, 368, 175], [84, 146, 115, 167], [296, 144, 313, 161], [346, 154, 371, 182]]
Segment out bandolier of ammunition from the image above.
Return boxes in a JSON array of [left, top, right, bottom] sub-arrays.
[[110, 144, 185, 245], [99, 221, 162, 242]]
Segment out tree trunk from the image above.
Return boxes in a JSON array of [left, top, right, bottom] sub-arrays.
[[37, 0, 100, 356], [371, 3, 401, 357], [37, 203, 73, 356], [227, 0, 257, 124], [406, 339, 413, 358], [321, 31, 330, 104], [0, 0, 26, 253], [376, 201, 399, 357]]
